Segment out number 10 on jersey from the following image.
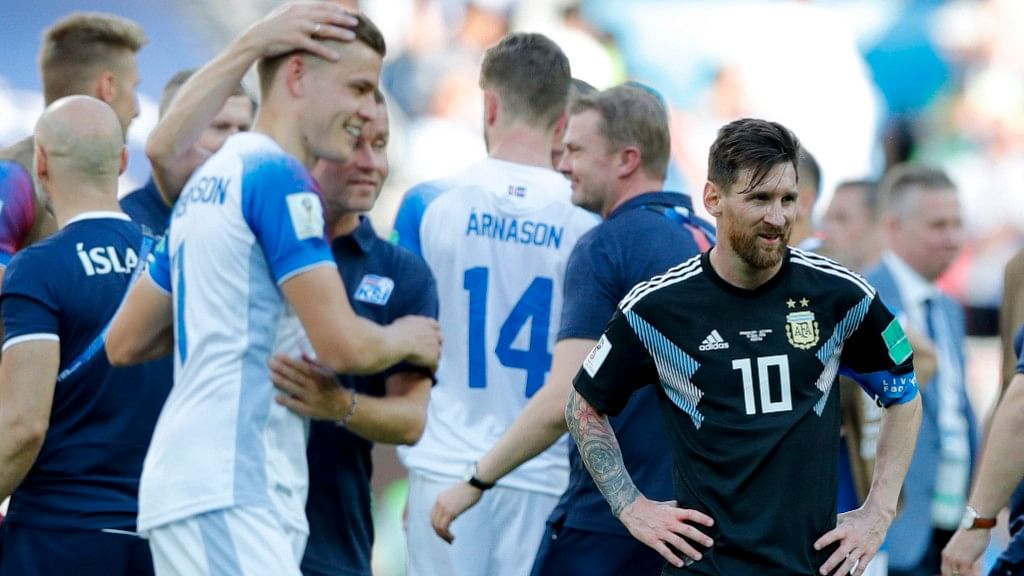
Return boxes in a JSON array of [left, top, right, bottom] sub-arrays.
[[732, 355, 793, 415], [464, 267, 554, 397]]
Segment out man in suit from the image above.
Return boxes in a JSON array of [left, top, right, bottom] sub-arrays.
[[866, 163, 976, 576]]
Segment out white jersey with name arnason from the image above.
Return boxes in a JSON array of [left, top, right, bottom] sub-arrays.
[[395, 158, 597, 495], [139, 133, 335, 535]]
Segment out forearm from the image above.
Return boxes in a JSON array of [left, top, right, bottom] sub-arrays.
[[344, 374, 430, 445], [965, 377, 1024, 517], [0, 425, 45, 500], [566, 388, 639, 517], [477, 374, 569, 483], [863, 394, 922, 517], [146, 36, 259, 201], [327, 317, 406, 375]]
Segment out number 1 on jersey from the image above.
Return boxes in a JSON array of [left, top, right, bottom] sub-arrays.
[[464, 267, 554, 397]]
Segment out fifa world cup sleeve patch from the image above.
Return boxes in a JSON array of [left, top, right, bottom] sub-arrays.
[[583, 334, 613, 377], [881, 318, 913, 365], [286, 192, 325, 241]]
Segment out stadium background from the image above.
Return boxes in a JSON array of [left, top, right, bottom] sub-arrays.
[[1, 0, 1020, 573]]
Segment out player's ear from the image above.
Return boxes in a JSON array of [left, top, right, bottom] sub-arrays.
[[284, 55, 308, 99], [118, 145, 129, 176], [483, 90, 499, 128], [704, 181, 723, 217], [34, 143, 49, 183], [616, 146, 642, 179], [95, 71, 116, 105]]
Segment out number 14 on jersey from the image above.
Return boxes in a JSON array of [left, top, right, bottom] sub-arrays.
[[464, 267, 554, 398]]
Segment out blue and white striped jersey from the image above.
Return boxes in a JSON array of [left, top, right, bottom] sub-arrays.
[[139, 133, 334, 534], [394, 158, 597, 495]]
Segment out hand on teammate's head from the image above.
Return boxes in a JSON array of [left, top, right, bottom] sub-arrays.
[[246, 1, 360, 62]]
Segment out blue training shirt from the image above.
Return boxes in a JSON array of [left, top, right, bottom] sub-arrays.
[[301, 216, 438, 576], [120, 176, 172, 237], [553, 191, 714, 536], [0, 212, 171, 530]]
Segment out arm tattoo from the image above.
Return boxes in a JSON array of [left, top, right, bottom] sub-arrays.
[[565, 390, 640, 517]]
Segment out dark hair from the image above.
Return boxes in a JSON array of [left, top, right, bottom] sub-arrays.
[[707, 118, 801, 194], [797, 148, 821, 197], [257, 12, 386, 98], [40, 12, 147, 105], [479, 33, 571, 128], [877, 163, 956, 218], [159, 69, 252, 118], [570, 84, 671, 180]]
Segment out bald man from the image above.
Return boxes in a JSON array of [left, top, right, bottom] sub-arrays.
[[0, 96, 170, 576]]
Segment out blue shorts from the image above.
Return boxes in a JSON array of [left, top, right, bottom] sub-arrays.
[[0, 522, 154, 576], [530, 520, 664, 576]]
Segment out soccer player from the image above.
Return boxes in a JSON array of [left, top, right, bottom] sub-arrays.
[[430, 84, 714, 576], [566, 118, 923, 575], [940, 323, 1024, 576], [267, 91, 438, 576], [0, 96, 169, 576], [392, 32, 596, 576], [120, 69, 254, 236], [105, 4, 440, 575], [0, 12, 146, 285]]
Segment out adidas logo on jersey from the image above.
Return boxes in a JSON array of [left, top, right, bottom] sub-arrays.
[[699, 329, 730, 351]]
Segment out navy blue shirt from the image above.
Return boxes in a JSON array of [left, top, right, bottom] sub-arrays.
[[1000, 324, 1024, 565], [553, 191, 714, 536], [118, 177, 175, 423], [301, 216, 438, 576], [0, 213, 171, 530], [119, 177, 171, 237]]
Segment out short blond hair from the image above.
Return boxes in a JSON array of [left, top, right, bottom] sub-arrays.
[[39, 12, 146, 105]]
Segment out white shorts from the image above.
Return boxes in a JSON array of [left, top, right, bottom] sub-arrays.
[[406, 471, 559, 576], [147, 506, 307, 576]]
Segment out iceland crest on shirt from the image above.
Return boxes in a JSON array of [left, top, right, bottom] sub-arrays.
[[354, 274, 395, 305]]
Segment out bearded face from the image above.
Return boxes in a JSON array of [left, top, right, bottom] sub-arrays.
[[728, 216, 791, 269]]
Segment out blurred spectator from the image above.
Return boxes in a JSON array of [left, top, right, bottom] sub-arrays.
[[868, 164, 975, 576], [821, 179, 883, 272]]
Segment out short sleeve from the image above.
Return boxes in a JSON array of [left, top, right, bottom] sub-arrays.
[[241, 156, 334, 284], [392, 183, 443, 259], [1, 254, 59, 351], [382, 253, 440, 381], [148, 235, 172, 293], [572, 308, 657, 416], [558, 233, 619, 341], [0, 161, 37, 269], [839, 294, 918, 407]]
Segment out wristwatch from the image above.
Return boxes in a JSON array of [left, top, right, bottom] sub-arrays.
[[959, 505, 996, 530], [464, 462, 495, 491]]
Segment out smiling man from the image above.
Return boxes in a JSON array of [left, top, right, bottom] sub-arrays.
[[104, 4, 440, 575]]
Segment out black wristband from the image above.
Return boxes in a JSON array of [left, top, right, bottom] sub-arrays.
[[467, 475, 495, 491]]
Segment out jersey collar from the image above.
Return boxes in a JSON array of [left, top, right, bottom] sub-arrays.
[[65, 211, 132, 226], [608, 191, 694, 220], [332, 215, 377, 255]]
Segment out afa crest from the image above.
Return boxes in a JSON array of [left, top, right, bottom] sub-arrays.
[[785, 310, 819, 350]]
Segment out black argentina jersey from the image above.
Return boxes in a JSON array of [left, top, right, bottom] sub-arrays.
[[574, 247, 917, 575]]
